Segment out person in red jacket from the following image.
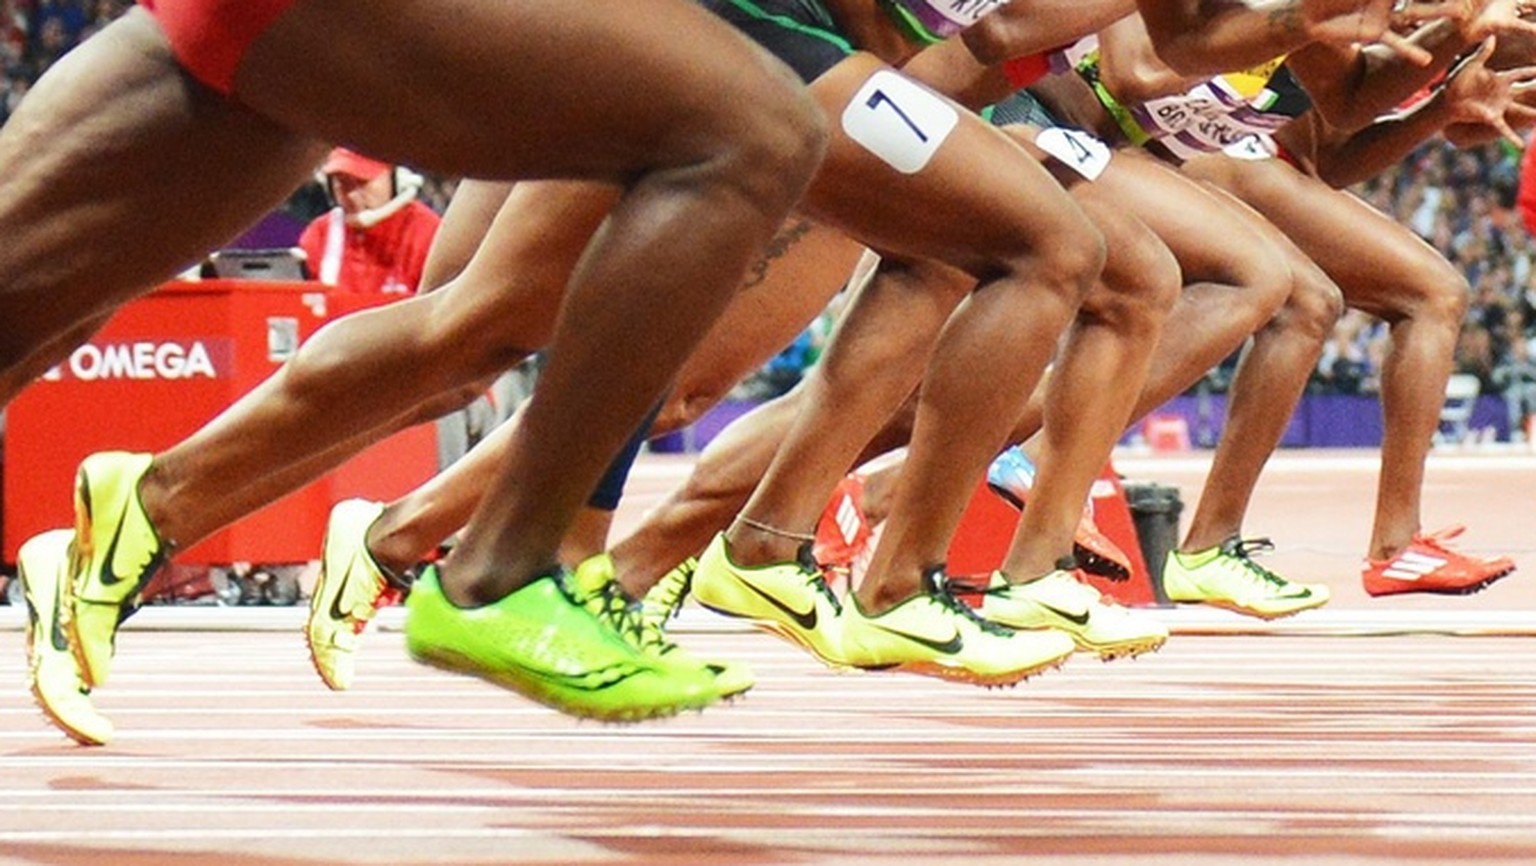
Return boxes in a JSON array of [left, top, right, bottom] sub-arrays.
[[298, 149, 441, 295]]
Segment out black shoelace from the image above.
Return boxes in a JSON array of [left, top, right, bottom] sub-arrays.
[[1220, 537, 1287, 586]]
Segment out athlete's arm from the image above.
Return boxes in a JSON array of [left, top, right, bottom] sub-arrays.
[[1285, 23, 1469, 131], [960, 0, 1135, 66], [1289, 0, 1536, 131], [1279, 40, 1536, 186], [1094, 13, 1206, 104], [1135, 0, 1432, 75], [900, 0, 1135, 108]]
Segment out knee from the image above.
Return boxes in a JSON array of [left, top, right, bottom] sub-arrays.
[[1403, 271, 1470, 328], [1222, 243, 1297, 331], [1014, 218, 1107, 310], [1272, 268, 1345, 343], [281, 317, 360, 397], [711, 77, 828, 216], [1091, 230, 1181, 327]]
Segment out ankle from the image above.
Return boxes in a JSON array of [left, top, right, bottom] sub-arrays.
[[857, 564, 931, 612], [135, 462, 181, 547], [366, 513, 431, 580], [1180, 531, 1235, 555], [726, 518, 811, 567]]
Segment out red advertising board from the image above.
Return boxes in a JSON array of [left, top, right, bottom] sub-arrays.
[[3, 280, 437, 566]]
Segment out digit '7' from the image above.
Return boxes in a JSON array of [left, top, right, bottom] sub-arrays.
[[866, 90, 928, 142]]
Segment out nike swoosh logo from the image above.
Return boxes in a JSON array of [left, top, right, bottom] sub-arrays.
[[1038, 602, 1091, 627], [736, 576, 817, 631], [20, 548, 72, 653], [50, 583, 70, 653], [327, 558, 356, 624], [95, 496, 133, 588], [869, 624, 964, 655]]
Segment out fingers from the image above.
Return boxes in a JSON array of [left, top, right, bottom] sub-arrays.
[[1377, 29, 1436, 65], [1498, 65, 1536, 85], [1491, 112, 1524, 145], [1507, 103, 1536, 125], [1392, 0, 1475, 25]]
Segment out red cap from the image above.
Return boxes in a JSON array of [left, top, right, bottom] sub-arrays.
[[320, 148, 391, 181]]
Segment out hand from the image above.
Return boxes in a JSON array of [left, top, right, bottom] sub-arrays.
[[1441, 37, 1536, 144], [1379, 0, 1497, 61], [1300, 0, 1397, 50], [1459, 0, 1536, 41], [1300, 0, 1477, 64]]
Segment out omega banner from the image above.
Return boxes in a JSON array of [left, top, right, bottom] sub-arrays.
[[3, 281, 435, 566], [42, 338, 228, 382]]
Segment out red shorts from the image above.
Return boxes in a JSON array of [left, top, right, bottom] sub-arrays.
[[139, 0, 297, 95]]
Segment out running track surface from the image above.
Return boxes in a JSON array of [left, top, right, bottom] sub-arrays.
[[2, 450, 1534, 865]]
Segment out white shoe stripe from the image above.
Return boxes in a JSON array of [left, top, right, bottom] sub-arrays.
[[1396, 551, 1448, 569], [834, 497, 862, 546], [1376, 552, 1449, 580]]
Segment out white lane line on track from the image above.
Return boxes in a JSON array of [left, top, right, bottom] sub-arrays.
[[5, 748, 1534, 767], [3, 810, 1536, 843], [2, 783, 1534, 800], [5, 701, 1533, 719]]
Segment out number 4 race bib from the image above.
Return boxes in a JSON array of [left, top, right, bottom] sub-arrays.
[[1033, 127, 1111, 181]]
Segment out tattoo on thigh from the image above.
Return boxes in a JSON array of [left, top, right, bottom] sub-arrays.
[[743, 219, 815, 288]]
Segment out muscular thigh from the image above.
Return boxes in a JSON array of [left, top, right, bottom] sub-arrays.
[[1184, 153, 1458, 315], [995, 123, 1177, 305], [1099, 150, 1295, 285], [430, 180, 620, 349], [800, 54, 1094, 274], [233, 0, 811, 179], [0, 11, 321, 351]]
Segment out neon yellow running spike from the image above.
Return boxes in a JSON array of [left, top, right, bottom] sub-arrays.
[[20, 530, 114, 746], [981, 569, 1168, 660], [67, 452, 167, 688], [691, 532, 848, 669], [404, 567, 719, 722], [306, 499, 395, 691], [1163, 537, 1329, 619], [571, 555, 753, 699], [840, 572, 1075, 686]]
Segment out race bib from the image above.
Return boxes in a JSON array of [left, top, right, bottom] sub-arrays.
[[887, 0, 1011, 39], [842, 70, 958, 175], [1222, 135, 1277, 161], [1034, 127, 1111, 181]]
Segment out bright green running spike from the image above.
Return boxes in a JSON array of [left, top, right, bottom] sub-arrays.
[[404, 567, 718, 722]]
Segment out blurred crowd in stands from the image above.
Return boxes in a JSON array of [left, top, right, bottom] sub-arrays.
[[1357, 141, 1536, 408], [6, 0, 1536, 416], [1, 0, 126, 122]]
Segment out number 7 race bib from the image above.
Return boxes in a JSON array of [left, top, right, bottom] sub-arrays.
[[842, 70, 959, 175]]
